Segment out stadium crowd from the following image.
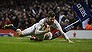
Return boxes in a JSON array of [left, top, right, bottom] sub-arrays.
[[0, 0, 92, 30]]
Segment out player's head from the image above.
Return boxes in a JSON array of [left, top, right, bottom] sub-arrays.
[[47, 11, 55, 24]]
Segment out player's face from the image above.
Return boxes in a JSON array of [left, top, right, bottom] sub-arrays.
[[48, 16, 55, 23]]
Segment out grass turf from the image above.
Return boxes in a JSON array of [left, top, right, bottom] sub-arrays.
[[0, 37, 92, 52]]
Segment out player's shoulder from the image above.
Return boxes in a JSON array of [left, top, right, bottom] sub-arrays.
[[54, 19, 59, 23], [38, 18, 47, 25], [39, 18, 47, 22]]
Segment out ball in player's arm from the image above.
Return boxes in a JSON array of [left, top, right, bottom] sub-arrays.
[[35, 11, 73, 43], [16, 19, 50, 41], [16, 11, 73, 43]]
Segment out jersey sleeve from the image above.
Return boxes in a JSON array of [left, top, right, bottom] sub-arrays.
[[34, 18, 47, 35], [54, 19, 69, 39], [54, 20, 63, 32]]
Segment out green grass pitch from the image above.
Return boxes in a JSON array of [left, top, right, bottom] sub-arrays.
[[0, 37, 92, 52]]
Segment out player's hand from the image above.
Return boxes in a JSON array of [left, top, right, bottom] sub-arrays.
[[67, 39, 74, 44], [45, 25, 50, 33], [69, 41, 75, 44]]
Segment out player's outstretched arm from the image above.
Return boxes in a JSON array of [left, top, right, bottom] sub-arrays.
[[54, 20, 74, 43]]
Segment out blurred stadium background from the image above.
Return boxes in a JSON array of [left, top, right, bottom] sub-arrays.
[[0, 0, 92, 52], [0, 0, 92, 37]]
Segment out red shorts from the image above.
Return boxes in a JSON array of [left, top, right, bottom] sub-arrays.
[[50, 29, 63, 38], [50, 29, 59, 35]]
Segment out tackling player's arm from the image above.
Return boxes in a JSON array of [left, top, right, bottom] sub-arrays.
[[54, 19, 74, 43], [34, 18, 50, 35]]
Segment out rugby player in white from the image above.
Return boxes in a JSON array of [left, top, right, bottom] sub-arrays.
[[16, 11, 74, 43]]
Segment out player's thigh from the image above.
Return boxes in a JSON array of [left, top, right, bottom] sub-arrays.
[[22, 25, 35, 35]]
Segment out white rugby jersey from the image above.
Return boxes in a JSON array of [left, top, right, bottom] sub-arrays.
[[21, 18, 69, 39]]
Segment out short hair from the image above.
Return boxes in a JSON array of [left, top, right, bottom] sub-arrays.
[[48, 11, 55, 17]]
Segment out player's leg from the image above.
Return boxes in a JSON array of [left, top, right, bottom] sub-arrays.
[[30, 32, 52, 41], [30, 34, 45, 41], [44, 32, 53, 40], [16, 24, 36, 36], [43, 29, 60, 40], [46, 29, 74, 43], [51, 31, 61, 40], [30, 36, 42, 41]]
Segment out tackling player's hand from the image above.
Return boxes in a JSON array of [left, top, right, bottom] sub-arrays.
[[44, 25, 50, 33], [67, 39, 74, 44]]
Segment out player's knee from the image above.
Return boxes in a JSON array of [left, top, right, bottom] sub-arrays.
[[44, 34, 49, 40]]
